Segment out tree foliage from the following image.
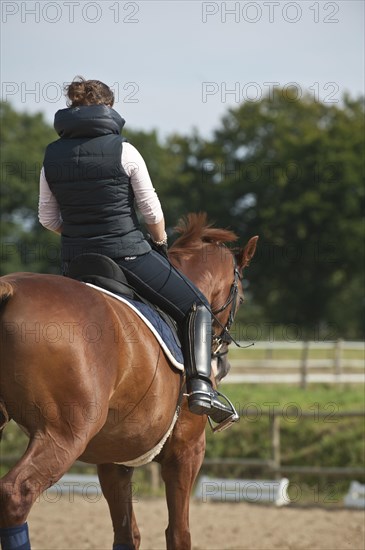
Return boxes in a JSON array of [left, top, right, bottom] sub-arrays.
[[199, 92, 364, 337], [0, 102, 59, 273], [0, 93, 364, 337]]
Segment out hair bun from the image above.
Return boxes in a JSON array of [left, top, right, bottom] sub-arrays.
[[65, 76, 114, 108]]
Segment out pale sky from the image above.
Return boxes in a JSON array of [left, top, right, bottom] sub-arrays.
[[1, 0, 364, 138]]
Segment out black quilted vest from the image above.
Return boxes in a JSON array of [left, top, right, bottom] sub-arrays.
[[43, 105, 150, 261]]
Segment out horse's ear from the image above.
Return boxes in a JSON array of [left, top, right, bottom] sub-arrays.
[[236, 236, 258, 274]]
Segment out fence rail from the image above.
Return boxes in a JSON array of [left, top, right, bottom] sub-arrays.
[[224, 340, 365, 385], [202, 409, 365, 480]]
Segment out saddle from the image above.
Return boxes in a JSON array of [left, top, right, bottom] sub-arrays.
[[67, 253, 180, 344], [68, 253, 134, 298]]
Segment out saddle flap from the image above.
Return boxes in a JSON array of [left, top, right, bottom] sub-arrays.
[[67, 253, 134, 299]]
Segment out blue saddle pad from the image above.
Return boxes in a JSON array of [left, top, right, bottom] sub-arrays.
[[85, 282, 184, 367], [122, 296, 183, 365]]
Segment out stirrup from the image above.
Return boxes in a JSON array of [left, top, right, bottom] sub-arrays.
[[207, 391, 240, 433], [186, 386, 239, 433]]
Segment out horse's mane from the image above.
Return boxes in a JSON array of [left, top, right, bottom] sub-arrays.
[[169, 213, 238, 258]]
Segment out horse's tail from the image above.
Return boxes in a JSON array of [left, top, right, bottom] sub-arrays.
[[0, 281, 14, 306], [0, 281, 14, 439]]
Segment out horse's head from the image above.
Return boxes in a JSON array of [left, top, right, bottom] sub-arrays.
[[209, 233, 258, 383], [169, 213, 258, 383]]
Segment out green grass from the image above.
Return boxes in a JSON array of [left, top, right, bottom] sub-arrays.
[[202, 383, 365, 506], [220, 383, 365, 411], [228, 345, 365, 361]]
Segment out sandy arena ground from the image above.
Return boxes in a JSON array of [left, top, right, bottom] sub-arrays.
[[27, 495, 365, 550]]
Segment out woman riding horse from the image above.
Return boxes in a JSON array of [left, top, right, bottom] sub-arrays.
[[0, 216, 258, 549], [38, 76, 238, 427]]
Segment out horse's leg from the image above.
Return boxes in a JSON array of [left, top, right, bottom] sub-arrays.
[[159, 415, 206, 550], [0, 408, 105, 550], [0, 427, 96, 547], [97, 463, 141, 550]]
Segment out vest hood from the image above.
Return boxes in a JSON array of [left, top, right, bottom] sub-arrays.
[[54, 105, 125, 139]]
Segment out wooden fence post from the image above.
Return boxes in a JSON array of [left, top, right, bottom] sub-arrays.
[[270, 413, 281, 480], [149, 461, 160, 493], [300, 340, 310, 389], [334, 338, 343, 378], [265, 341, 274, 361]]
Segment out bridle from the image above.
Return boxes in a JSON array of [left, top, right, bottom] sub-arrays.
[[211, 255, 242, 356], [167, 244, 247, 355]]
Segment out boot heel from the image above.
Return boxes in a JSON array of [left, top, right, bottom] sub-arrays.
[[188, 396, 211, 415]]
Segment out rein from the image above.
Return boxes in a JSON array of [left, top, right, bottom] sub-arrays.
[[212, 264, 240, 335], [211, 258, 245, 355]]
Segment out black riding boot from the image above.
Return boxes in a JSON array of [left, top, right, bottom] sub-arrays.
[[183, 303, 239, 430]]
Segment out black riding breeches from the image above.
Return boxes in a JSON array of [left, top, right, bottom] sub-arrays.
[[115, 251, 210, 325]]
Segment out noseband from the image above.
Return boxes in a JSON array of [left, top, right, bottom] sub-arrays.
[[211, 256, 241, 355]]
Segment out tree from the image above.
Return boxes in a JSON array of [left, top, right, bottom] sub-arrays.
[[198, 91, 365, 338], [0, 101, 60, 274]]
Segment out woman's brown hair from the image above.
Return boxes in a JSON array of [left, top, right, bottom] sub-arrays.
[[65, 76, 114, 108]]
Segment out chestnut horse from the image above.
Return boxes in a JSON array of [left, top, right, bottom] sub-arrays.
[[0, 213, 257, 549]]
